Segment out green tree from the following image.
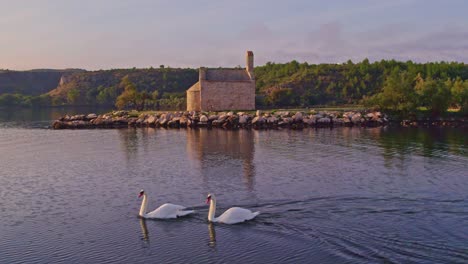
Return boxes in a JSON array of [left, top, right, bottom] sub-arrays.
[[115, 76, 138, 109], [451, 78, 468, 114], [415, 75, 451, 116], [267, 87, 297, 106], [67, 88, 80, 104], [365, 69, 417, 114]]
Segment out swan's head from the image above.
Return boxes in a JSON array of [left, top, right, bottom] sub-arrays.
[[206, 193, 214, 204], [138, 190, 145, 198]]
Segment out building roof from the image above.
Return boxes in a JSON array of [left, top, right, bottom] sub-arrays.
[[205, 69, 251, 82], [186, 81, 200, 92]]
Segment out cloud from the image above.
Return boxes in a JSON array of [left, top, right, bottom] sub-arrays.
[[264, 22, 468, 64]]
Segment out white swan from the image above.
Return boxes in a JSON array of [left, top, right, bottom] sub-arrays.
[[138, 190, 194, 219], [206, 193, 260, 224]]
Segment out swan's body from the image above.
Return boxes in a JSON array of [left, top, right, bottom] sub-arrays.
[[138, 190, 194, 219], [206, 194, 259, 224]]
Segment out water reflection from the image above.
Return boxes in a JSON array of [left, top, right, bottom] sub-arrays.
[[139, 218, 149, 241], [207, 223, 216, 248], [376, 127, 468, 159], [0, 106, 111, 123], [118, 129, 139, 162], [186, 129, 256, 191]]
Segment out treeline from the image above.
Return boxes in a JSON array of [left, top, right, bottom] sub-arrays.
[[47, 67, 197, 109], [0, 93, 52, 108], [365, 71, 468, 116], [254, 59, 468, 115], [0, 67, 197, 109], [113, 75, 186, 110], [1, 60, 468, 115]]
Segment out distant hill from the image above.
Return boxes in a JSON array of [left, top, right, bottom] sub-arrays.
[[1, 60, 467, 111], [47, 68, 198, 105], [0, 69, 85, 96]]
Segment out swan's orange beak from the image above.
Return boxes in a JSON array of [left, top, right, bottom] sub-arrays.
[[205, 196, 211, 204], [138, 192, 144, 198]]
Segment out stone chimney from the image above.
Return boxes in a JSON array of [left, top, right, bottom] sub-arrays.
[[246, 51, 254, 71], [246, 51, 254, 79], [199, 67, 206, 81]]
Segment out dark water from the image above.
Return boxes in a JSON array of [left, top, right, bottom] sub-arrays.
[[0, 106, 112, 128], [0, 109, 467, 263]]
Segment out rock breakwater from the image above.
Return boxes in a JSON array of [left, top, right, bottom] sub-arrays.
[[52, 110, 389, 129]]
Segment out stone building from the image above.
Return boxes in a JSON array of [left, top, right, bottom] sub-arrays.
[[186, 51, 256, 111]]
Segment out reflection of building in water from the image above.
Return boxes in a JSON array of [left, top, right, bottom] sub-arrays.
[[118, 128, 157, 162], [186, 129, 255, 190]]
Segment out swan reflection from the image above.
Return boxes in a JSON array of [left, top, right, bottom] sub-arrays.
[[139, 218, 149, 241], [208, 222, 216, 248]]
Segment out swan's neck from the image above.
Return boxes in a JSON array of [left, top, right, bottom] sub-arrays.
[[139, 194, 148, 217], [208, 198, 217, 222]]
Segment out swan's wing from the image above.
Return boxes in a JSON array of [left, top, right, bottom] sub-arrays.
[[145, 203, 192, 219], [176, 209, 195, 217], [217, 207, 259, 224]]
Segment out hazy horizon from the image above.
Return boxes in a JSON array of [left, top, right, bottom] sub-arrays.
[[2, 0, 468, 70]]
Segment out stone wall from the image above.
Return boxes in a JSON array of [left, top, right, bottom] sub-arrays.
[[186, 82, 201, 111], [200, 80, 255, 111]]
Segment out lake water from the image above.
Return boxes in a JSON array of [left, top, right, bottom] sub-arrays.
[[0, 109, 467, 263]]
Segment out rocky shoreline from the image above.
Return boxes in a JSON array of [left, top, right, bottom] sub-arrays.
[[52, 110, 393, 129]]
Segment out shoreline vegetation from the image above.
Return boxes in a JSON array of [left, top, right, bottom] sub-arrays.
[[51, 109, 467, 130]]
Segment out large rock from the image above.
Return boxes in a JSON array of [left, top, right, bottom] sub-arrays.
[[282, 117, 293, 124], [127, 117, 138, 126], [252, 116, 265, 124], [351, 113, 362, 124], [208, 115, 219, 121], [179, 117, 188, 127], [267, 116, 278, 124], [158, 117, 168, 126], [70, 114, 86, 121], [168, 117, 180, 128], [303, 118, 315, 126], [136, 118, 145, 126], [86, 113, 97, 120], [52, 120, 65, 129], [145, 115, 156, 125], [239, 115, 248, 124], [200, 115, 208, 122], [218, 114, 228, 122], [317, 117, 331, 127], [293, 112, 303, 122]]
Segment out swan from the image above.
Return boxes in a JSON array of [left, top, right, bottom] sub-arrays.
[[206, 193, 260, 224], [138, 190, 194, 219]]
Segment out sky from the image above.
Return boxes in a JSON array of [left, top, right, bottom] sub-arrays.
[[1, 0, 468, 70]]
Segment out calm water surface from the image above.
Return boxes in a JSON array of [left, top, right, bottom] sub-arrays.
[[0, 109, 467, 263]]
